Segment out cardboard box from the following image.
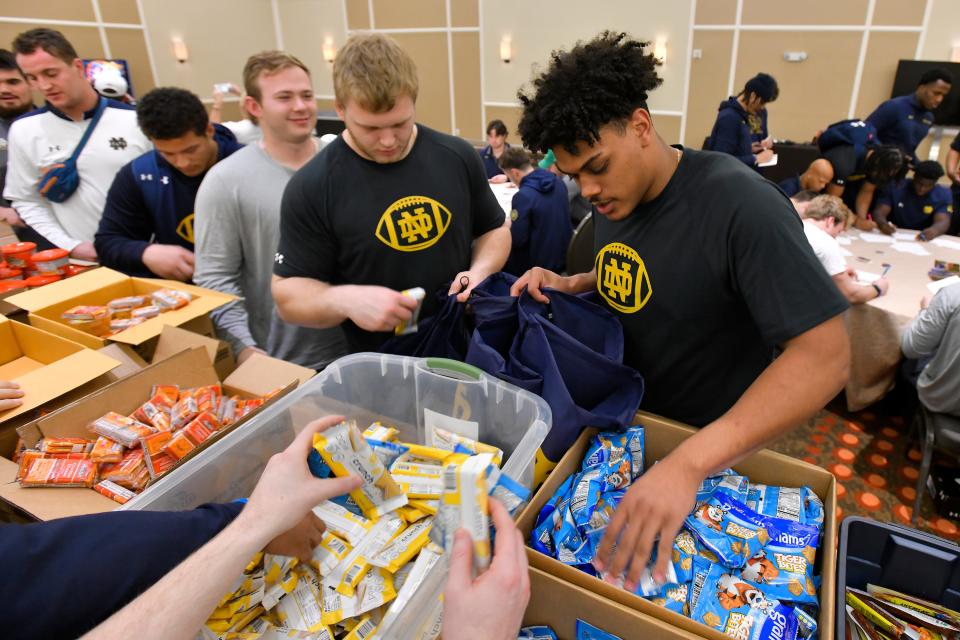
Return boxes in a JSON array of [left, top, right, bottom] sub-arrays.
[[0, 345, 314, 520], [523, 566, 702, 640], [516, 412, 839, 640], [0, 316, 120, 425], [151, 324, 235, 380], [5, 267, 235, 349]]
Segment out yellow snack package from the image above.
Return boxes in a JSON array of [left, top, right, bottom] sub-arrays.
[[343, 614, 379, 640], [389, 459, 443, 478], [321, 568, 396, 626], [402, 444, 454, 462], [369, 517, 433, 573], [398, 504, 431, 523], [311, 531, 351, 577], [373, 548, 444, 638], [312, 500, 372, 547], [324, 513, 405, 596], [313, 421, 407, 519], [271, 572, 332, 636], [394, 476, 444, 500], [362, 422, 399, 443], [408, 499, 439, 515], [431, 426, 504, 466], [430, 453, 493, 575]]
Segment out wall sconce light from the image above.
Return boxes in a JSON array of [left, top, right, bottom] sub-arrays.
[[500, 36, 512, 64], [171, 36, 189, 64], [653, 36, 667, 64], [323, 38, 336, 63]]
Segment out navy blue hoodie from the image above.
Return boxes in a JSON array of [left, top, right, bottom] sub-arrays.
[[504, 168, 572, 275], [95, 124, 243, 277], [706, 97, 756, 168]]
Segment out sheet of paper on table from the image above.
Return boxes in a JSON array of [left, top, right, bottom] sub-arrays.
[[858, 232, 895, 244], [931, 236, 960, 252], [856, 270, 881, 283], [890, 242, 931, 256], [928, 275, 960, 294], [893, 230, 918, 242], [758, 154, 778, 168], [839, 247, 853, 257], [837, 235, 853, 245]]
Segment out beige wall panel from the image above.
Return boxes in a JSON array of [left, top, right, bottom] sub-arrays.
[[98, 0, 142, 24], [345, 0, 370, 30], [390, 32, 451, 133], [104, 27, 154, 95], [920, 0, 960, 61], [138, 0, 276, 98], [210, 100, 243, 122], [0, 22, 104, 58], [654, 114, 682, 145], [0, 1, 95, 22], [695, 0, 737, 25], [733, 31, 861, 141], [277, 0, 347, 99], [484, 105, 521, 147], [482, 0, 692, 113], [316, 97, 336, 112], [872, 0, 926, 27], [741, 0, 868, 25], [855, 32, 920, 119], [372, 0, 446, 29], [452, 32, 482, 141], [685, 30, 734, 149], [451, 0, 479, 28]]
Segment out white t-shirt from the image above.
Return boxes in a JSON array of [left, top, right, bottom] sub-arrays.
[[3, 99, 150, 250], [802, 219, 847, 277], [221, 119, 262, 145]]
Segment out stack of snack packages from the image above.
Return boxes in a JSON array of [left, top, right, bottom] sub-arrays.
[[16, 384, 272, 504], [203, 419, 531, 640], [845, 585, 960, 640], [531, 426, 825, 640], [60, 288, 192, 337], [519, 621, 623, 640]]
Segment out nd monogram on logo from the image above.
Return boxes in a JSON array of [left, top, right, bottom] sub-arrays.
[[595, 242, 652, 313], [375, 195, 452, 252]]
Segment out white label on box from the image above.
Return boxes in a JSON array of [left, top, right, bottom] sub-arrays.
[[423, 407, 478, 447]]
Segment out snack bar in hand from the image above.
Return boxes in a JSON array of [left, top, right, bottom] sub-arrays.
[[201, 419, 529, 639], [59, 289, 194, 337], [14, 384, 277, 503], [530, 425, 825, 640]]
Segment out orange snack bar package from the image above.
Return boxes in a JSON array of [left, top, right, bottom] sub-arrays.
[[131, 304, 160, 320], [193, 385, 222, 415], [90, 436, 125, 464], [94, 480, 137, 505], [132, 393, 174, 431], [89, 412, 157, 448], [218, 396, 239, 427], [151, 385, 180, 404], [107, 295, 148, 318], [170, 394, 199, 431], [238, 398, 265, 419], [20, 458, 97, 488], [152, 288, 192, 311], [16, 450, 44, 482], [182, 411, 220, 445], [100, 449, 149, 491], [162, 431, 196, 460], [145, 451, 177, 479], [39, 437, 93, 454], [140, 431, 174, 478]]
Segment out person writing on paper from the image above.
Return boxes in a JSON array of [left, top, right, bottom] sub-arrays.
[[800, 195, 889, 304], [82, 416, 531, 640], [0, 380, 23, 411], [872, 160, 955, 241], [511, 32, 849, 591], [705, 73, 778, 170], [901, 281, 960, 417]]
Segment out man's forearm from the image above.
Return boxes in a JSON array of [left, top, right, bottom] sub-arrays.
[[83, 515, 271, 640], [923, 216, 950, 240], [666, 315, 849, 478], [564, 270, 597, 294], [272, 275, 351, 329], [469, 226, 510, 277], [872, 206, 891, 228], [855, 184, 875, 220]]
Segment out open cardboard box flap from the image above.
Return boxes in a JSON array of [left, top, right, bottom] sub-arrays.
[[0, 457, 118, 520], [0, 316, 120, 424], [516, 411, 838, 640], [151, 324, 235, 380]]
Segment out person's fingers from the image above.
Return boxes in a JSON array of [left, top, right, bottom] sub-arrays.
[[0, 387, 24, 399], [607, 515, 644, 584], [509, 273, 530, 297], [653, 524, 676, 584], [183, 251, 196, 266], [624, 522, 659, 592], [312, 474, 364, 504], [515, 529, 530, 596], [0, 398, 23, 411], [594, 500, 628, 572], [489, 499, 519, 573], [0, 380, 21, 390], [397, 293, 419, 310], [444, 528, 475, 595]]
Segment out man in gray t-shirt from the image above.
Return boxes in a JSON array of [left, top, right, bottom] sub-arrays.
[[902, 282, 960, 417], [194, 52, 346, 369]]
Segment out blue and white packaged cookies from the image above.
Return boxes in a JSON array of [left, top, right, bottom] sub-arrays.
[[685, 492, 773, 569], [576, 619, 623, 640], [746, 484, 824, 527], [648, 581, 691, 616], [581, 426, 645, 492], [739, 517, 820, 607], [697, 471, 750, 505], [691, 561, 800, 640], [518, 626, 558, 639]]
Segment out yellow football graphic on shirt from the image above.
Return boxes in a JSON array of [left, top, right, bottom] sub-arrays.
[[923, 205, 934, 215], [595, 242, 652, 314], [177, 213, 195, 243], [375, 195, 451, 252]]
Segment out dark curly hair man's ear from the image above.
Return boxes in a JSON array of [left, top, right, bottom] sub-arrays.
[[517, 31, 662, 155]]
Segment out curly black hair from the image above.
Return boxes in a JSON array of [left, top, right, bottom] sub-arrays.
[[517, 31, 662, 154], [914, 160, 945, 182], [136, 87, 209, 141], [864, 145, 907, 187]]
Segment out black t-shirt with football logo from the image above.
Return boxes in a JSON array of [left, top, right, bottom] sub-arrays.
[[593, 147, 848, 428], [274, 124, 505, 352]]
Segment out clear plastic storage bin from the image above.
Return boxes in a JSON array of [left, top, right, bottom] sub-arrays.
[[122, 354, 552, 512]]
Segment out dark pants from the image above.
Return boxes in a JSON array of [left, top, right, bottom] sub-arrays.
[[12, 223, 56, 250]]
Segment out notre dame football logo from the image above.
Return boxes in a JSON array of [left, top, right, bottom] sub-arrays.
[[375, 195, 452, 252], [595, 242, 652, 314], [177, 213, 195, 243]]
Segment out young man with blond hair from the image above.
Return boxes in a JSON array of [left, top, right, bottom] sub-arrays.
[[193, 51, 346, 369], [801, 194, 889, 304], [271, 33, 509, 353]]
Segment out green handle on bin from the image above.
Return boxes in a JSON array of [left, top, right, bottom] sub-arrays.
[[424, 358, 483, 381]]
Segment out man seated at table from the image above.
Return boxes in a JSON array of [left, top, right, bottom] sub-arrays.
[[872, 160, 954, 241], [789, 189, 819, 217], [801, 194, 889, 304], [498, 146, 572, 275], [778, 158, 833, 198], [901, 281, 960, 417]]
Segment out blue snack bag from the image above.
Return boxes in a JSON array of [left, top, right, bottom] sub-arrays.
[[518, 626, 558, 639], [329, 492, 364, 517], [307, 448, 331, 478], [697, 472, 750, 505], [647, 582, 691, 616], [532, 474, 577, 555], [746, 484, 824, 527], [685, 492, 775, 569], [581, 426, 645, 492], [740, 517, 820, 607], [692, 562, 800, 640], [794, 606, 818, 640], [672, 529, 700, 583], [576, 619, 623, 640], [688, 556, 714, 614]]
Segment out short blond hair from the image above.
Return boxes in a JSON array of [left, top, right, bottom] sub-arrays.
[[243, 50, 310, 102], [333, 33, 418, 112], [803, 194, 853, 229]]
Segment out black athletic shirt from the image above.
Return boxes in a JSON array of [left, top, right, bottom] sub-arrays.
[[592, 148, 848, 427], [274, 124, 505, 352]]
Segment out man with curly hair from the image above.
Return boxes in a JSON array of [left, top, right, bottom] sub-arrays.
[[511, 32, 850, 591], [94, 87, 243, 280]]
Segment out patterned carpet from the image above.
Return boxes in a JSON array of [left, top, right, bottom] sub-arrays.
[[768, 397, 960, 540]]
